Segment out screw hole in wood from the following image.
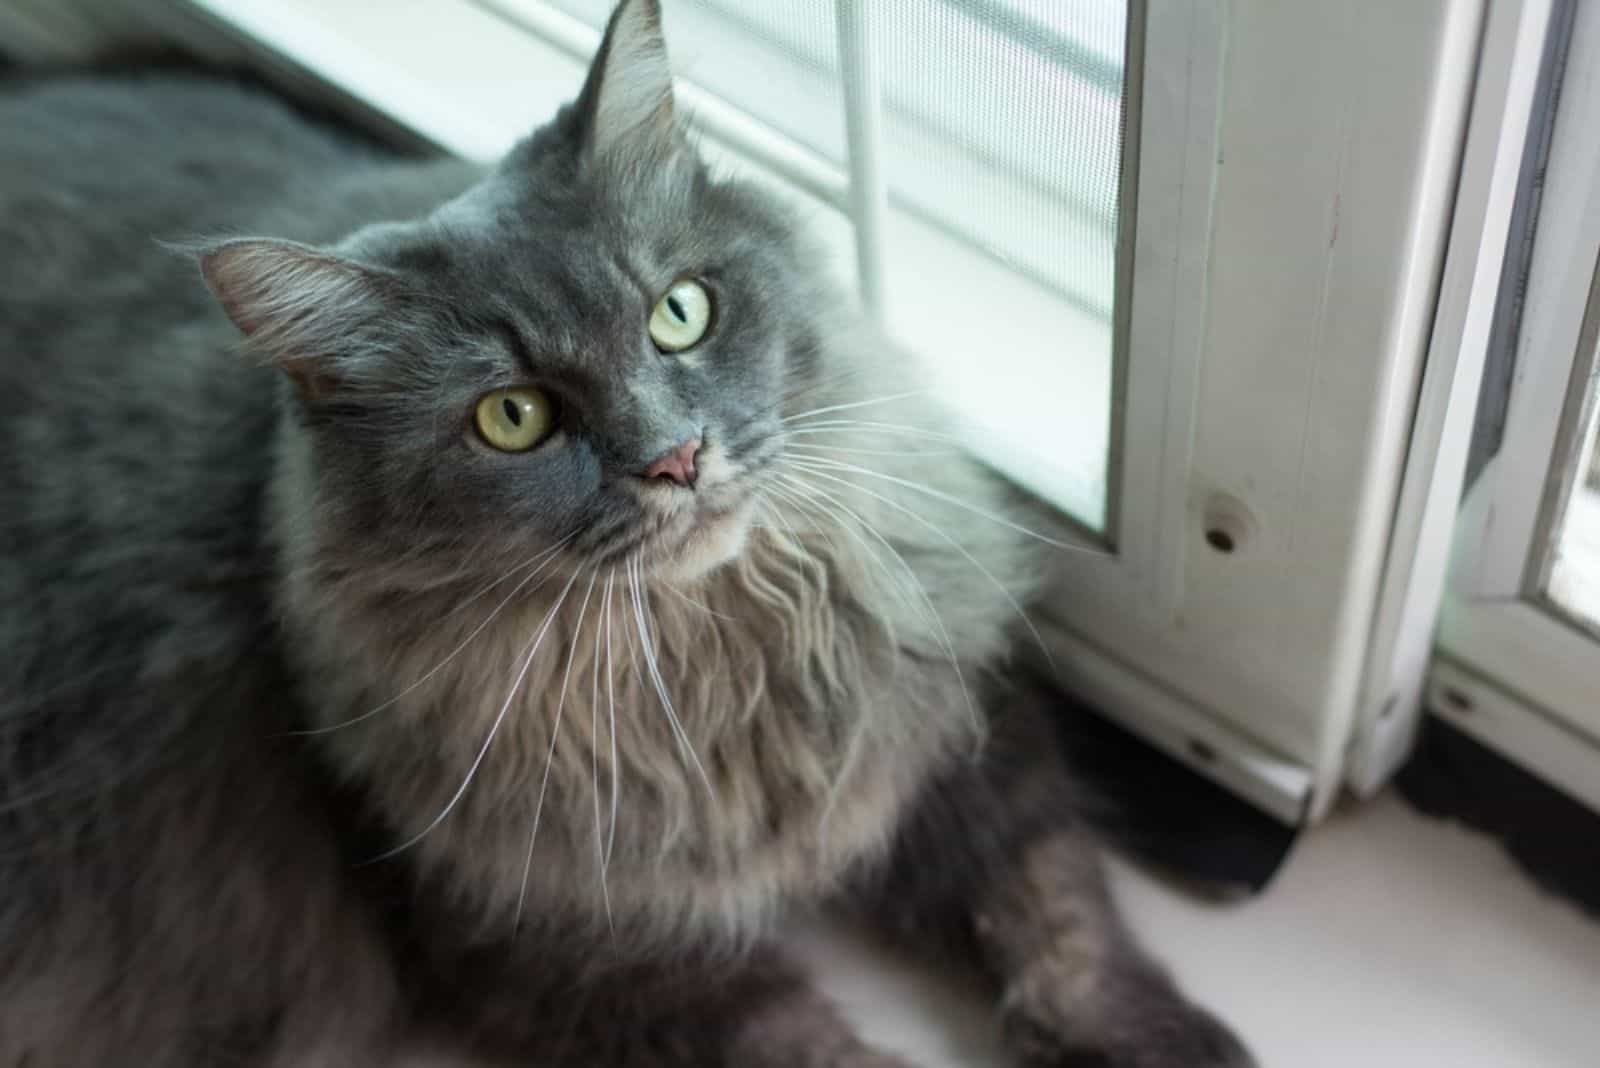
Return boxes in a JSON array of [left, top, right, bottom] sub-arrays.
[[1201, 492, 1258, 556]]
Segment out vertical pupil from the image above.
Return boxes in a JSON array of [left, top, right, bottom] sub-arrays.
[[667, 295, 686, 323], [502, 397, 522, 427]]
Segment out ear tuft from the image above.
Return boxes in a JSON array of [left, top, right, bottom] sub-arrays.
[[575, 0, 677, 160], [197, 239, 389, 398], [199, 239, 381, 338]]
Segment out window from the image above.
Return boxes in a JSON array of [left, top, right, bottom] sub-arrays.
[[1362, 0, 1600, 816]]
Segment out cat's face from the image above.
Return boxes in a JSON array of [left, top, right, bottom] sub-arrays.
[[202, 0, 826, 586]]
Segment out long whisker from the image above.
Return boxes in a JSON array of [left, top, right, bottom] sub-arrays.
[[771, 478, 921, 622], [658, 580, 737, 621], [515, 568, 599, 934], [602, 567, 620, 871], [296, 533, 578, 736], [586, 568, 615, 934], [369, 567, 581, 862], [774, 474, 975, 727], [780, 453, 1101, 554], [758, 482, 851, 585], [442, 532, 576, 621], [786, 441, 957, 459], [781, 420, 963, 444], [756, 488, 813, 557], [781, 390, 925, 423], [767, 478, 971, 828], [588, 573, 605, 905], [781, 458, 1056, 670], [719, 364, 884, 440], [628, 560, 693, 774], [628, 557, 716, 800], [760, 482, 843, 560]]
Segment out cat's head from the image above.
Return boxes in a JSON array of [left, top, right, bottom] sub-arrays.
[[200, 0, 830, 586]]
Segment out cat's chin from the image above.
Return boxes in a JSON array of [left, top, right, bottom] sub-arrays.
[[649, 498, 756, 583]]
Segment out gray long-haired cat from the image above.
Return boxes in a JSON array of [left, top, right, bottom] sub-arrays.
[[0, 2, 1253, 1065]]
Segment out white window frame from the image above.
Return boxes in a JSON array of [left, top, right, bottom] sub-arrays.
[[1346, 0, 1560, 793], [1429, 0, 1600, 806], [1038, 0, 1487, 822], [1350, 0, 1600, 817]]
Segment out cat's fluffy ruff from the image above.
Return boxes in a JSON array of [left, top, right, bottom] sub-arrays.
[[282, 386, 1030, 947]]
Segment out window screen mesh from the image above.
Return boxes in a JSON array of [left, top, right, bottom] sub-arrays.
[[544, 0, 1127, 319]]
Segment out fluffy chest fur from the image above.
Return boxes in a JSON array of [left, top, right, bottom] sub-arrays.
[[284, 462, 1024, 947]]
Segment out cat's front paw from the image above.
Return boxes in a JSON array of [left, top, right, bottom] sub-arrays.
[[1000, 964, 1256, 1068]]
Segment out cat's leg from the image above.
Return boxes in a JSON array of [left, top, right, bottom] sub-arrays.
[[853, 681, 1255, 1068]]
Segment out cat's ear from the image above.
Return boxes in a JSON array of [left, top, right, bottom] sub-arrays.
[[198, 239, 390, 400], [573, 0, 677, 161]]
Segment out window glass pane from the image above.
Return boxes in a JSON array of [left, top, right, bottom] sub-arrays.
[[873, 1, 1126, 533], [1545, 327, 1600, 633], [878, 1, 1124, 314]]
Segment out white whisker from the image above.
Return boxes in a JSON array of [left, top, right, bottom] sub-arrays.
[[370, 567, 581, 862], [587, 568, 614, 934], [770, 475, 975, 824], [659, 580, 737, 621], [628, 557, 716, 800], [781, 453, 1102, 555], [775, 473, 976, 728], [781, 390, 925, 424], [297, 533, 578, 736], [515, 568, 599, 934], [761, 483, 844, 560], [588, 582, 604, 863], [781, 420, 963, 444], [786, 441, 957, 459], [444, 531, 577, 620], [756, 490, 811, 558], [782, 459, 1056, 670], [602, 568, 620, 872]]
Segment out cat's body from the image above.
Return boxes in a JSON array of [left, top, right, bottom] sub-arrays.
[[0, 73, 453, 1066], [0, 5, 1254, 1066]]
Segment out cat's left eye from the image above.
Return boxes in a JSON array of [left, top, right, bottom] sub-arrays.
[[649, 279, 712, 353], [474, 387, 555, 452]]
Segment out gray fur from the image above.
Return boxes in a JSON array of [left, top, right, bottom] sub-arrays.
[[0, 2, 1253, 1065]]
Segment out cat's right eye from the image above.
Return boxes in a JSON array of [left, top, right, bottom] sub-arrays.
[[649, 279, 712, 353], [474, 387, 555, 452]]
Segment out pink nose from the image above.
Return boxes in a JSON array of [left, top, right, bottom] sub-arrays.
[[639, 438, 701, 488]]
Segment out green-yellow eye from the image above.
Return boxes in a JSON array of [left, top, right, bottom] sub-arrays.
[[649, 279, 712, 352], [474, 387, 555, 452]]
